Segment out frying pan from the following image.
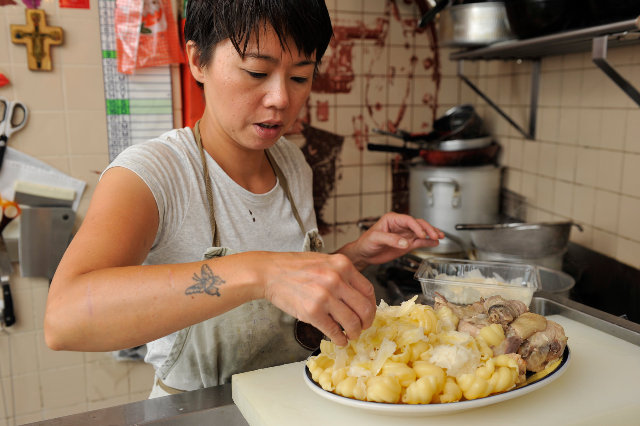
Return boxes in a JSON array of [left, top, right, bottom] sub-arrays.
[[374, 104, 487, 148], [367, 141, 500, 167]]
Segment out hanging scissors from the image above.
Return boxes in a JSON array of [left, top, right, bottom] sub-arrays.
[[0, 96, 29, 170]]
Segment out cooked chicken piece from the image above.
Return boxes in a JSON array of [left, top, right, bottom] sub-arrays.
[[483, 296, 529, 327], [509, 312, 547, 340], [492, 312, 548, 356], [457, 314, 491, 338], [434, 293, 485, 320], [517, 320, 568, 372]]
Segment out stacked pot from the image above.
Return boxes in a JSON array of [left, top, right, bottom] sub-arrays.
[[367, 105, 503, 254]]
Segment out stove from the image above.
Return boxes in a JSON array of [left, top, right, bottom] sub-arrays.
[[367, 244, 640, 326]]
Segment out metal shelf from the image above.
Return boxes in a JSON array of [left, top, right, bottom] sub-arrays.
[[451, 18, 640, 61], [449, 17, 640, 139]]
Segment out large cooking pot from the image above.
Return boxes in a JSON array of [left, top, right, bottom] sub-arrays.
[[409, 164, 502, 247], [455, 221, 583, 270]]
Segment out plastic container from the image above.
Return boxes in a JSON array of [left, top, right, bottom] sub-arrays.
[[414, 258, 539, 306]]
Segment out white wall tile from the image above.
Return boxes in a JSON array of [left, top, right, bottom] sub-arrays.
[[600, 109, 627, 151], [593, 190, 620, 233], [625, 109, 640, 154], [595, 150, 623, 192], [575, 147, 598, 187], [335, 166, 361, 195], [577, 109, 602, 148], [572, 185, 596, 225], [554, 180, 574, 217], [537, 142, 557, 177], [621, 153, 640, 197], [555, 145, 577, 182], [521, 140, 540, 174]]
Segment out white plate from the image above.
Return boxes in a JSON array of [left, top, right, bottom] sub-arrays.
[[303, 346, 570, 417]]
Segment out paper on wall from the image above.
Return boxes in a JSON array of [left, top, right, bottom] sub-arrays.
[[0, 147, 86, 212]]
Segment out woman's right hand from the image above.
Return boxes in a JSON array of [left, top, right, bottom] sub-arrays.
[[256, 251, 377, 347]]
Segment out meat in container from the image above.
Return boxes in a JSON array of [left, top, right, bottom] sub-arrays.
[[414, 258, 540, 306]]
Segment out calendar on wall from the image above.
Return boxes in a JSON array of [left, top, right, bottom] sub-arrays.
[[98, 0, 175, 161]]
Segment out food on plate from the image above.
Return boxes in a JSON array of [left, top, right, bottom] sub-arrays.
[[436, 293, 568, 373], [306, 294, 567, 404]]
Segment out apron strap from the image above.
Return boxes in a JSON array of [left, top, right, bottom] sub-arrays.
[[192, 121, 306, 246], [193, 121, 219, 247]]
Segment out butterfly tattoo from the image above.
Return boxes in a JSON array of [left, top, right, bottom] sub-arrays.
[[185, 264, 225, 296]]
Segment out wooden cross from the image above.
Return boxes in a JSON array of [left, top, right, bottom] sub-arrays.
[[10, 9, 64, 71]]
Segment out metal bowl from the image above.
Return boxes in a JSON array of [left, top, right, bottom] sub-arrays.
[[438, 2, 515, 47], [455, 221, 583, 270]]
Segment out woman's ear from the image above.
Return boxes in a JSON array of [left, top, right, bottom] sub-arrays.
[[186, 41, 206, 83]]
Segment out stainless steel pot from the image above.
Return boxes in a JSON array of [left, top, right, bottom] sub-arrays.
[[409, 164, 502, 247], [455, 221, 583, 270], [438, 2, 515, 47]]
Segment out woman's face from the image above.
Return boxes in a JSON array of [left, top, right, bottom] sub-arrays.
[[191, 26, 316, 152]]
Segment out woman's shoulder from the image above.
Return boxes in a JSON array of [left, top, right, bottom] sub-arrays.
[[108, 127, 199, 170]]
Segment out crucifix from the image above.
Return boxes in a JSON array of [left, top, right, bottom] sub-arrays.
[[10, 9, 64, 71]]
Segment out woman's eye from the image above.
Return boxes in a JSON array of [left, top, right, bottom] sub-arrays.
[[247, 71, 267, 79], [292, 76, 309, 84]]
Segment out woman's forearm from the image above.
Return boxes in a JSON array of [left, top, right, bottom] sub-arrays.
[[45, 253, 263, 352]]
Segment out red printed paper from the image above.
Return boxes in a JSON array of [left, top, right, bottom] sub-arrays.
[[59, 0, 90, 9], [115, 0, 183, 74]]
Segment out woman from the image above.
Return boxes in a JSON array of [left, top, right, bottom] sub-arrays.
[[45, 0, 444, 397]]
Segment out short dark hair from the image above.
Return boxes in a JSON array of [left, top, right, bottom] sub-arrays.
[[184, 0, 333, 72]]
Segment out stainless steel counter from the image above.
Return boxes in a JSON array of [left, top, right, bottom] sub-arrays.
[[27, 293, 640, 426], [27, 382, 248, 426]]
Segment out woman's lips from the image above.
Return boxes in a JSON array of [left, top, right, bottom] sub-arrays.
[[254, 122, 282, 139]]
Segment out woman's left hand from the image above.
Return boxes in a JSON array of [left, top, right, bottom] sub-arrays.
[[338, 212, 445, 269]]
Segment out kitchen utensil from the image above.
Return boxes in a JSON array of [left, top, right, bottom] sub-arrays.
[[366, 141, 500, 166], [409, 164, 502, 246], [0, 96, 28, 169], [14, 180, 76, 207], [19, 207, 75, 281], [418, 0, 451, 28], [435, 136, 493, 151], [0, 236, 15, 327], [455, 221, 583, 270], [0, 199, 19, 327], [438, 2, 515, 47], [372, 104, 486, 147]]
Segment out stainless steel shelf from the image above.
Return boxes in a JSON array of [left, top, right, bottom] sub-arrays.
[[451, 17, 640, 60], [449, 17, 640, 139]]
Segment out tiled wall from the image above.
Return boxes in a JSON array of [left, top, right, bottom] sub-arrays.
[[0, 1, 155, 424], [1, 0, 639, 423], [446, 46, 640, 269]]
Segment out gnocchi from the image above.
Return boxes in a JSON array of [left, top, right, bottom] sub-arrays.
[[306, 296, 527, 404]]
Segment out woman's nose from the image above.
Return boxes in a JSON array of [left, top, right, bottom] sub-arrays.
[[263, 77, 290, 110]]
